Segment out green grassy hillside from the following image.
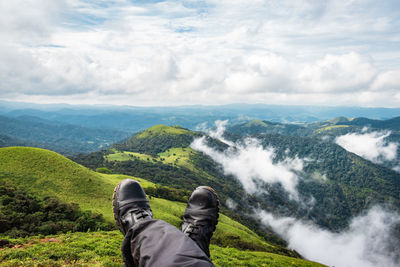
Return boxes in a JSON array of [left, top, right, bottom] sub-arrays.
[[113, 125, 201, 155], [0, 147, 326, 266], [136, 124, 194, 138], [0, 146, 127, 222]]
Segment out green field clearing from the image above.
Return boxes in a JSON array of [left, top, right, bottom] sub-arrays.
[[106, 147, 197, 170], [315, 125, 350, 133], [106, 147, 217, 183]]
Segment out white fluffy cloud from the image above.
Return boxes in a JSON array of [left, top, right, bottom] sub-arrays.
[[1, 0, 400, 106], [336, 130, 398, 163], [258, 206, 400, 267], [191, 121, 304, 198]]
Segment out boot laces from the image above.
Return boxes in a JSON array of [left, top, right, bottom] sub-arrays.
[[130, 207, 150, 220], [186, 224, 201, 235]]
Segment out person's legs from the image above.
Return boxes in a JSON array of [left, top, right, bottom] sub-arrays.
[[113, 179, 216, 267], [122, 219, 214, 267]]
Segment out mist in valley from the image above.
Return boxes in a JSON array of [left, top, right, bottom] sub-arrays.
[[192, 121, 400, 267]]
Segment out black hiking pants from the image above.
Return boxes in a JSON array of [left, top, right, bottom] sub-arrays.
[[121, 219, 215, 267]]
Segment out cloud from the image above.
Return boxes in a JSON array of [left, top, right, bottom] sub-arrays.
[[335, 130, 398, 164], [226, 198, 238, 210], [258, 206, 400, 267], [297, 53, 377, 93], [1, 0, 400, 107], [191, 121, 304, 198], [203, 120, 234, 145], [393, 165, 400, 173], [371, 70, 400, 92], [0, 0, 63, 43]]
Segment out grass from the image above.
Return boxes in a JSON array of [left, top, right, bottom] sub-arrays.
[[107, 147, 197, 170], [315, 125, 350, 133], [135, 125, 193, 139], [210, 245, 325, 267], [0, 147, 145, 222], [0, 231, 326, 267], [244, 120, 269, 127], [106, 147, 216, 183], [158, 147, 196, 169], [106, 151, 153, 162], [0, 231, 122, 266]]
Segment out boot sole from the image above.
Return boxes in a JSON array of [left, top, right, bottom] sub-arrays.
[[112, 181, 125, 235]]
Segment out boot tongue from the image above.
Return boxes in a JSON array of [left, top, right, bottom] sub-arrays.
[[120, 200, 150, 215], [184, 207, 218, 223], [121, 208, 152, 230]]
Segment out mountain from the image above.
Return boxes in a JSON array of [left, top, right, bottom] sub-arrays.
[[0, 134, 33, 147], [72, 125, 400, 235], [0, 146, 325, 266], [0, 115, 130, 155], [227, 119, 310, 136], [113, 125, 203, 154], [344, 116, 400, 130], [2, 101, 400, 133], [225, 116, 400, 139]]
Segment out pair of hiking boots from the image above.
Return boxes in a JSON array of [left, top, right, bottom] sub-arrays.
[[112, 179, 219, 257]]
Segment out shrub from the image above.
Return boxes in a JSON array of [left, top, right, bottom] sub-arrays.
[[0, 181, 114, 237]]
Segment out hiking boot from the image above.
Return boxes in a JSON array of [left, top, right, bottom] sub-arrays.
[[112, 179, 153, 235], [182, 186, 220, 257]]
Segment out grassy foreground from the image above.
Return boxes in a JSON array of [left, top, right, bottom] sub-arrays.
[[0, 147, 326, 266], [0, 231, 325, 267], [0, 147, 276, 252]]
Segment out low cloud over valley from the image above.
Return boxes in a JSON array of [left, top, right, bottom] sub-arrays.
[[192, 121, 400, 267], [259, 206, 400, 267], [335, 129, 399, 171], [192, 121, 304, 198]]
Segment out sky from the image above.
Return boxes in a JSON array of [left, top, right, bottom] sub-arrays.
[[1, 0, 400, 107]]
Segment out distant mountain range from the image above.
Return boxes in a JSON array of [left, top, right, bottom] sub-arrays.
[[0, 115, 130, 155], [1, 101, 400, 133], [227, 116, 400, 136], [226, 116, 400, 169]]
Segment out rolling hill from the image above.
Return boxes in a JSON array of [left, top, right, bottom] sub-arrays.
[[227, 119, 310, 136], [226, 116, 400, 138], [0, 146, 325, 266]]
